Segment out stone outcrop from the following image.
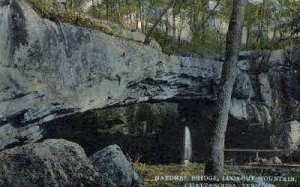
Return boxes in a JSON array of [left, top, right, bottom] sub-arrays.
[[0, 0, 299, 150], [287, 121, 300, 150], [0, 0, 221, 149], [272, 120, 300, 150], [90, 144, 143, 187], [0, 139, 114, 187]]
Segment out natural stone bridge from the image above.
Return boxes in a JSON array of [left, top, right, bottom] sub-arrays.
[[0, 0, 300, 150]]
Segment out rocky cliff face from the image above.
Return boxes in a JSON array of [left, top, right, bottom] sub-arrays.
[[0, 0, 299, 151], [0, 0, 221, 149], [229, 49, 300, 150]]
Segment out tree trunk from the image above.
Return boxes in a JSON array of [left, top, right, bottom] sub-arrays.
[[246, 26, 250, 47], [136, 12, 139, 31], [139, 0, 145, 33], [173, 9, 176, 38], [106, 2, 109, 18], [196, 0, 221, 35], [143, 0, 175, 45], [204, 0, 247, 178]]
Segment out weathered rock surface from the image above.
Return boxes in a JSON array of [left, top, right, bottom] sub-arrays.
[[0, 0, 299, 150], [272, 120, 300, 150], [0, 0, 221, 149], [288, 121, 300, 149], [90, 144, 143, 187], [0, 139, 113, 187]]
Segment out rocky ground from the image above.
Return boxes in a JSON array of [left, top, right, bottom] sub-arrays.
[[0, 139, 143, 187], [133, 163, 300, 187]]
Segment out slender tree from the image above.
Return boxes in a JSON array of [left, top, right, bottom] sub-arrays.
[[144, 0, 176, 44], [204, 0, 247, 178]]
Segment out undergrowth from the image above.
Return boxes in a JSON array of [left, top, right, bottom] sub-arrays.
[[133, 163, 300, 187], [27, 0, 114, 35]]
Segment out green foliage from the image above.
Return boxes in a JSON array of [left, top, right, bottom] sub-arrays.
[[242, 0, 300, 50], [152, 28, 224, 58], [28, 0, 300, 57], [125, 103, 169, 135], [152, 29, 178, 55], [89, 0, 141, 24], [189, 29, 225, 59], [27, 0, 114, 35]]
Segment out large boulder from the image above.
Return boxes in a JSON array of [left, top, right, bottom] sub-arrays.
[[0, 139, 113, 187], [286, 120, 300, 150], [90, 144, 143, 187], [271, 120, 300, 150]]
